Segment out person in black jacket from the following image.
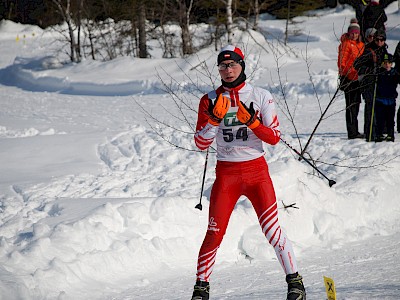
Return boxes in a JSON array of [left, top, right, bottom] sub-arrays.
[[374, 54, 400, 142], [394, 41, 400, 73], [354, 29, 388, 141], [354, 0, 370, 26], [393, 41, 400, 132], [361, 0, 387, 37]]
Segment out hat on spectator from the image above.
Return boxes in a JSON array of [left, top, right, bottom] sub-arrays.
[[365, 28, 377, 38], [371, 0, 379, 5], [374, 29, 386, 40], [348, 18, 360, 34], [383, 53, 394, 63]]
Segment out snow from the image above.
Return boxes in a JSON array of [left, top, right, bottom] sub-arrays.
[[0, 3, 400, 300]]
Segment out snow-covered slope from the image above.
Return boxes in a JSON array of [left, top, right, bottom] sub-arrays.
[[0, 4, 399, 299]]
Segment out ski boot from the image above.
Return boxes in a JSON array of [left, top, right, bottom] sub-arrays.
[[286, 272, 306, 300], [191, 280, 210, 300]]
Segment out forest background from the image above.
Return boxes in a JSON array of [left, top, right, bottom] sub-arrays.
[[1, 0, 398, 64]]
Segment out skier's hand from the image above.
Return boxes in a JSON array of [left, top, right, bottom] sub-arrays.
[[207, 94, 230, 126], [237, 101, 260, 129]]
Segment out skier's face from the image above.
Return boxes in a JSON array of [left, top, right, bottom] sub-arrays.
[[218, 60, 242, 83]]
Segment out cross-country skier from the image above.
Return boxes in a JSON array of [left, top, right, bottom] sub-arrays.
[[191, 45, 306, 300]]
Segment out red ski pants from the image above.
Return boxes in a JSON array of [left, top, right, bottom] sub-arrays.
[[196, 156, 298, 282]]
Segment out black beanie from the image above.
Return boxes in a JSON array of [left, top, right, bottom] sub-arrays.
[[217, 45, 245, 65], [374, 29, 386, 40], [218, 45, 247, 88]]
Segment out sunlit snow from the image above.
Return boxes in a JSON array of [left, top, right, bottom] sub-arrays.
[[0, 3, 399, 300]]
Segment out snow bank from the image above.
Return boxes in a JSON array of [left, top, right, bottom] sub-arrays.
[[1, 4, 400, 298]]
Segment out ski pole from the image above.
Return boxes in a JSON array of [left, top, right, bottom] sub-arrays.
[[280, 137, 336, 187], [368, 75, 378, 142], [195, 148, 209, 210]]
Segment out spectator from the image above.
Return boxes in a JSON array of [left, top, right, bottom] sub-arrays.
[[354, 29, 388, 141], [364, 27, 377, 44], [394, 41, 400, 72], [374, 53, 400, 142], [393, 41, 400, 132], [354, 0, 370, 26], [338, 19, 365, 139], [361, 0, 387, 35]]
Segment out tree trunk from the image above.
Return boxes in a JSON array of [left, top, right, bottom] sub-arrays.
[[226, 0, 233, 44], [253, 0, 259, 31], [138, 1, 147, 58], [285, 0, 291, 46], [52, 0, 78, 62], [180, 0, 193, 55], [75, 0, 84, 62], [87, 21, 96, 60]]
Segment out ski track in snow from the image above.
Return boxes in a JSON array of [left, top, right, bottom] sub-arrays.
[[114, 233, 400, 299]]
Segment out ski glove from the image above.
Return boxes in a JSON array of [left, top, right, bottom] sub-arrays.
[[237, 101, 261, 129], [207, 94, 230, 126]]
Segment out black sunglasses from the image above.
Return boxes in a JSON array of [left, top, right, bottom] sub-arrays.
[[375, 37, 386, 42], [217, 61, 242, 71]]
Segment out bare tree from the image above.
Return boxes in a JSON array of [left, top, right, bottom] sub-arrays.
[[284, 0, 291, 45], [151, 0, 178, 58], [180, 0, 194, 55], [225, 0, 233, 43], [51, 0, 82, 62], [137, 0, 147, 58]]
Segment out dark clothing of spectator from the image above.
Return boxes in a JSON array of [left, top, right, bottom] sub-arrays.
[[376, 67, 400, 100], [341, 78, 362, 138], [393, 42, 400, 132], [354, 40, 388, 95], [354, 38, 388, 140], [394, 41, 400, 72], [354, 0, 369, 25], [375, 67, 400, 141], [361, 1, 387, 34], [375, 102, 395, 140]]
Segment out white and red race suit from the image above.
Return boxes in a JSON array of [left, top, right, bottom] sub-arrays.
[[194, 82, 298, 282]]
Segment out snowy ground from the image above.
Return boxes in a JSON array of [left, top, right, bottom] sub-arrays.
[[0, 3, 400, 300]]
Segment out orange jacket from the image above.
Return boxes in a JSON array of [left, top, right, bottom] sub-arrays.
[[338, 33, 364, 81]]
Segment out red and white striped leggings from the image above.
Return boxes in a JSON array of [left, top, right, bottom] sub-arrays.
[[196, 156, 298, 282]]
